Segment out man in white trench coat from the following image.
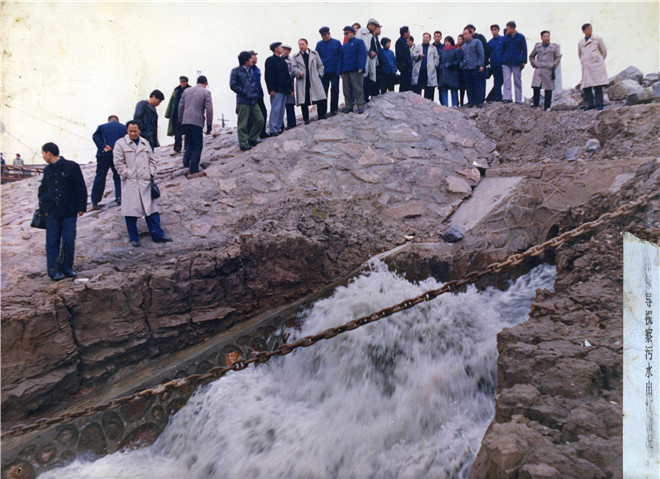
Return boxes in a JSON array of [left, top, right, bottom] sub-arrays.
[[114, 120, 172, 247]]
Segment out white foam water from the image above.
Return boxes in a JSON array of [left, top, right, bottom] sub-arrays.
[[41, 262, 555, 479]]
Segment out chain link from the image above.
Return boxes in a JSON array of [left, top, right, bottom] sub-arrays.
[[3, 191, 655, 439]]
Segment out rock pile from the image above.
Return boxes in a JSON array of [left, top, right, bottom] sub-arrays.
[[470, 161, 660, 479], [551, 66, 659, 110], [1, 92, 497, 420]]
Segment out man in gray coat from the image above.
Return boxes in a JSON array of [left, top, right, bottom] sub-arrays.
[[460, 28, 485, 107], [178, 75, 213, 176], [529, 30, 562, 110]]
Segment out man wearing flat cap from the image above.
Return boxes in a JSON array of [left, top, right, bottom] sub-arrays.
[[264, 42, 291, 136], [357, 18, 385, 103], [340, 26, 367, 113], [230, 51, 265, 150], [164, 76, 190, 155], [316, 27, 342, 117]]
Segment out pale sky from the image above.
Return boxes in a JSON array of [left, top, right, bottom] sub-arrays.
[[1, 1, 658, 164]]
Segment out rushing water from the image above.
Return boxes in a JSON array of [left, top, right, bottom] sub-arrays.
[[41, 262, 556, 479]]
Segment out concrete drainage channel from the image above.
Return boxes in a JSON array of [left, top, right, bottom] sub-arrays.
[[1, 241, 545, 478]]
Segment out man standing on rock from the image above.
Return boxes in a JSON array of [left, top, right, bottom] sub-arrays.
[[249, 52, 269, 139], [38, 142, 87, 280], [578, 23, 608, 111], [432, 30, 443, 89], [529, 30, 562, 110], [230, 51, 265, 150], [91, 114, 126, 209], [133, 89, 165, 150], [460, 27, 485, 107], [265, 42, 291, 136], [281, 45, 298, 130], [316, 27, 342, 117], [340, 25, 367, 114], [412, 32, 440, 100], [178, 75, 213, 176], [501, 21, 527, 103], [486, 25, 504, 102], [164, 76, 190, 155], [396, 26, 413, 92], [357, 18, 384, 103], [465, 25, 489, 104], [114, 121, 172, 247]]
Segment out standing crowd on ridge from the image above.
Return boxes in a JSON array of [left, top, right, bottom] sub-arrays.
[[36, 18, 609, 281]]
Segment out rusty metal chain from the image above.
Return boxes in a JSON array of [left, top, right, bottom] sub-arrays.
[[3, 191, 656, 439]]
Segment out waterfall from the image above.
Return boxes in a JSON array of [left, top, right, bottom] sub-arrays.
[[41, 262, 555, 478]]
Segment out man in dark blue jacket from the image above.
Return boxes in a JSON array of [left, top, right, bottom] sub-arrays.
[[501, 21, 527, 103], [264, 42, 291, 136], [486, 24, 504, 102], [249, 51, 268, 138], [340, 26, 367, 113], [395, 26, 412, 92], [91, 115, 126, 209], [230, 51, 265, 150], [133, 89, 164, 150], [38, 142, 87, 281], [316, 27, 342, 117]]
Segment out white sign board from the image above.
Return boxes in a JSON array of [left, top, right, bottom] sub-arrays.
[[624, 232, 660, 478]]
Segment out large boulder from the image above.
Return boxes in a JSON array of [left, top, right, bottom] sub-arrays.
[[642, 72, 659, 87], [551, 89, 583, 110], [609, 65, 644, 85], [606, 79, 650, 104]]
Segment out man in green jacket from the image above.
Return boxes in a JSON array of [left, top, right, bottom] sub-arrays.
[[164, 76, 190, 154]]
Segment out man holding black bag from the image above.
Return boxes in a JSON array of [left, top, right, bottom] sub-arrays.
[[37, 142, 87, 281], [114, 120, 172, 247]]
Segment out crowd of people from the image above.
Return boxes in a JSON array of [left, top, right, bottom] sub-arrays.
[[229, 20, 608, 146], [35, 18, 609, 281]]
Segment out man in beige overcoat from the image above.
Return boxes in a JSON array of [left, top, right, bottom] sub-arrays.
[[529, 30, 562, 110], [578, 23, 608, 110], [114, 120, 172, 247], [292, 39, 327, 124], [411, 32, 440, 100]]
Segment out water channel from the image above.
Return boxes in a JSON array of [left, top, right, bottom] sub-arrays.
[[41, 261, 556, 478]]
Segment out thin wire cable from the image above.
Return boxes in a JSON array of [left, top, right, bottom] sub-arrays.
[[3, 103, 90, 141]]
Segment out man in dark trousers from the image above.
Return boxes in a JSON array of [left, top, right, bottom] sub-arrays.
[[486, 24, 504, 102], [164, 76, 190, 154], [396, 26, 412, 92], [249, 51, 269, 138], [38, 142, 87, 281], [264, 42, 291, 136], [91, 114, 126, 209], [465, 24, 489, 104], [230, 51, 265, 150], [316, 26, 342, 117], [178, 75, 213, 176], [133, 89, 164, 150]]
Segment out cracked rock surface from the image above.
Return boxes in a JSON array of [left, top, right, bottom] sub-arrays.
[[1, 92, 496, 420]]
